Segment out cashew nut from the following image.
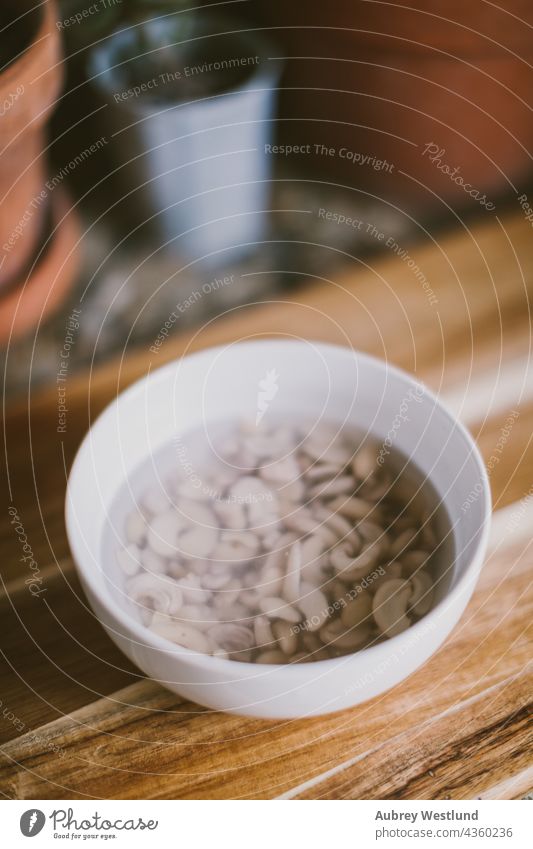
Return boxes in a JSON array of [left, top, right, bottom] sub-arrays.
[[258, 597, 301, 623], [409, 570, 434, 616], [372, 578, 412, 637], [116, 543, 142, 576], [207, 623, 254, 654], [150, 616, 211, 652], [127, 572, 183, 615], [281, 540, 302, 603]]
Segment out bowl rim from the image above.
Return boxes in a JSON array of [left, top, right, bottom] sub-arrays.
[[65, 340, 492, 675]]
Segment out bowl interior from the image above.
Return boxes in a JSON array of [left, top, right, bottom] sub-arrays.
[[67, 341, 489, 642]]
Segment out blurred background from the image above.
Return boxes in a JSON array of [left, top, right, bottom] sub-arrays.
[[1, 0, 532, 393]]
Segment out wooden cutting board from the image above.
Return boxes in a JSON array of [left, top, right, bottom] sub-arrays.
[[1, 209, 532, 799]]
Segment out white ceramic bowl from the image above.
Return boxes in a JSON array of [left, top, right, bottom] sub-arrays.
[[66, 341, 491, 718]]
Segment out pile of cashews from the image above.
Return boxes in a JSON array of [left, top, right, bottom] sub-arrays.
[[115, 420, 439, 663]]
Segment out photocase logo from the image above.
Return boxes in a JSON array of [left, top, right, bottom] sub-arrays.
[[20, 810, 46, 837], [256, 368, 279, 425]]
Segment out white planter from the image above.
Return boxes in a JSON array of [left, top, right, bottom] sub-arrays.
[[90, 18, 281, 266]]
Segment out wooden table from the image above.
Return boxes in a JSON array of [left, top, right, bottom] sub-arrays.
[[1, 209, 532, 800]]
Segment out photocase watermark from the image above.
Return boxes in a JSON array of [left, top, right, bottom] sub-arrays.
[[505, 482, 533, 534], [50, 808, 158, 834], [1, 698, 66, 760], [365, 222, 439, 306], [317, 207, 365, 232], [316, 210, 438, 306], [57, 308, 82, 433], [517, 192, 533, 228], [2, 137, 108, 255], [256, 368, 279, 426], [318, 209, 439, 305], [8, 506, 46, 596], [0, 84, 24, 117], [20, 809, 46, 837], [421, 143, 496, 211], [46, 137, 108, 192], [114, 55, 261, 103], [2, 188, 47, 255], [150, 274, 234, 354], [265, 142, 394, 172], [56, 0, 122, 30], [461, 409, 519, 513], [291, 566, 386, 635], [376, 385, 425, 466], [173, 438, 222, 501], [18, 807, 159, 837], [172, 435, 274, 505]]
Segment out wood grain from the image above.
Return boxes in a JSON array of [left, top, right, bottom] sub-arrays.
[[0, 518, 531, 800], [0, 209, 532, 799]]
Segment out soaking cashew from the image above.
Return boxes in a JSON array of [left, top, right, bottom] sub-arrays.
[[281, 540, 302, 603], [259, 456, 300, 484], [319, 618, 371, 650], [142, 486, 170, 515], [175, 574, 212, 605], [369, 561, 403, 594], [328, 495, 376, 521], [330, 540, 381, 582], [351, 447, 377, 480], [214, 530, 259, 561], [116, 543, 142, 576], [372, 578, 412, 637], [409, 570, 434, 616], [340, 592, 373, 628], [272, 619, 298, 655], [304, 462, 342, 482], [401, 550, 430, 576], [212, 579, 241, 609], [312, 504, 352, 538], [150, 616, 211, 652], [389, 527, 418, 559], [303, 429, 352, 465], [258, 597, 301, 623], [125, 510, 146, 546], [117, 416, 443, 664], [256, 650, 287, 664], [207, 623, 254, 654], [299, 534, 326, 581], [284, 508, 337, 545], [127, 573, 183, 615], [147, 510, 184, 557], [179, 525, 219, 560], [297, 586, 329, 631], [253, 615, 275, 648], [142, 549, 169, 574], [214, 499, 247, 530], [201, 570, 233, 590], [309, 475, 356, 500]]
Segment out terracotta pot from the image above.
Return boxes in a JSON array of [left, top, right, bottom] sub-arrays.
[[0, 189, 80, 344], [251, 1, 533, 53], [0, 0, 63, 290], [251, 0, 533, 212]]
